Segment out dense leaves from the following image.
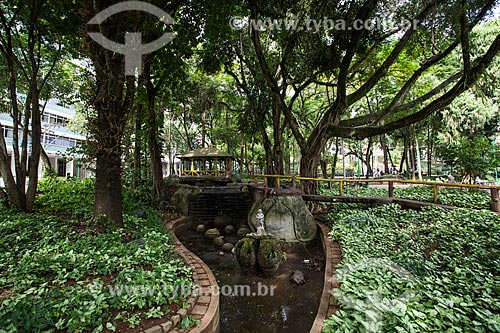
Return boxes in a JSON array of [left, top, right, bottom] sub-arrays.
[[0, 180, 193, 332], [324, 204, 500, 332]]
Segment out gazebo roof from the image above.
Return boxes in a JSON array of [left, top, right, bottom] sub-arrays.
[[177, 147, 233, 159]]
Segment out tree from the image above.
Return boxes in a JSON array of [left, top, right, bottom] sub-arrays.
[[0, 0, 78, 210], [437, 135, 499, 182], [82, 0, 143, 226], [204, 0, 500, 192]]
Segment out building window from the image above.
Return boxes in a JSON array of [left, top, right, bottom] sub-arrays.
[[43, 134, 80, 148], [2, 126, 13, 138], [42, 114, 69, 126], [57, 159, 66, 177]]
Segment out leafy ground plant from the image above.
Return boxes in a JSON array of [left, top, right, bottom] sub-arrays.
[[323, 204, 500, 332], [1, 179, 194, 332]]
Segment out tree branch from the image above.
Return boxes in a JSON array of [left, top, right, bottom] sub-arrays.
[[330, 33, 500, 139], [347, 0, 439, 107]]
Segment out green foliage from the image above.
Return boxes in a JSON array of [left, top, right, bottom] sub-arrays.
[[0, 209, 193, 332], [0, 179, 194, 331], [36, 178, 95, 219], [436, 135, 500, 181], [36, 178, 160, 219], [324, 204, 500, 332]]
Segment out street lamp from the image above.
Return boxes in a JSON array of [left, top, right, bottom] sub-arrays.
[[489, 135, 498, 185]]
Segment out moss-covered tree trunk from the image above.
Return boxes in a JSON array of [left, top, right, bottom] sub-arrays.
[[84, 0, 137, 227]]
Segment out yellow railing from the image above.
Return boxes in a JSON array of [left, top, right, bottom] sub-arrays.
[[253, 174, 500, 212], [181, 170, 228, 177]]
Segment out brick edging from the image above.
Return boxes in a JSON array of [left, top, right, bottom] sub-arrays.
[[310, 223, 342, 333], [160, 217, 220, 333]]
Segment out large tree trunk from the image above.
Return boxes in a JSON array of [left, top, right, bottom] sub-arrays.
[[271, 103, 284, 177], [134, 104, 142, 187], [299, 151, 322, 194], [332, 138, 340, 178], [94, 149, 123, 224], [409, 126, 416, 180], [380, 134, 389, 173], [26, 87, 42, 211], [365, 138, 373, 178], [240, 133, 245, 178], [298, 126, 332, 193], [144, 61, 164, 200], [85, 0, 137, 227], [320, 158, 328, 178], [427, 121, 434, 177], [399, 135, 407, 174], [415, 132, 423, 180], [147, 104, 164, 199]]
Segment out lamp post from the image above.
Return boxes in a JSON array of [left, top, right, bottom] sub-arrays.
[[490, 135, 498, 185]]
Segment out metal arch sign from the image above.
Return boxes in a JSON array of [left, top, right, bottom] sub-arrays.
[[87, 1, 177, 76]]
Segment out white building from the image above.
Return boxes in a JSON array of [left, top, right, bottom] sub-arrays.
[[0, 99, 90, 185]]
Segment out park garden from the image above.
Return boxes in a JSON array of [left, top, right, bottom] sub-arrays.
[[1, 0, 500, 332]]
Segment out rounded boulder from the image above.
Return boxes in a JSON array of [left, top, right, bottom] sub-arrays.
[[204, 228, 220, 240]]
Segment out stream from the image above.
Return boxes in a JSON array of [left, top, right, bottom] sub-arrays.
[[177, 227, 325, 333]]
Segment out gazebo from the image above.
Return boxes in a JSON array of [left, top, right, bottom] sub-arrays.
[[177, 147, 234, 179]]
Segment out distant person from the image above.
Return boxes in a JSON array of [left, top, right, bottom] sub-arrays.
[[475, 176, 485, 185], [447, 174, 455, 183]]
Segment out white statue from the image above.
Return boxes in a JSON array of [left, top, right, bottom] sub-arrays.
[[256, 209, 265, 235]]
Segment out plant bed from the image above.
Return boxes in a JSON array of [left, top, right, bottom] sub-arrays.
[[1, 178, 197, 332], [323, 203, 500, 332], [0, 209, 196, 332]]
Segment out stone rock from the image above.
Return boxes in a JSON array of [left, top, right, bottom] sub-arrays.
[[222, 243, 234, 252], [213, 236, 225, 247], [170, 185, 200, 216], [204, 228, 220, 240], [290, 270, 306, 285], [248, 196, 317, 243], [235, 237, 256, 274], [257, 238, 282, 277], [237, 226, 251, 237], [131, 238, 145, 246], [196, 224, 207, 234], [236, 221, 248, 230], [214, 215, 232, 229], [164, 174, 180, 186], [224, 225, 235, 235]]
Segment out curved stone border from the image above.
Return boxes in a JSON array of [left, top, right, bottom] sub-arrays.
[[160, 217, 339, 333], [161, 217, 220, 333], [310, 223, 342, 333]]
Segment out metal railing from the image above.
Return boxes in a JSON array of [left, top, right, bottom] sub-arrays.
[[181, 170, 228, 177], [253, 174, 500, 212]]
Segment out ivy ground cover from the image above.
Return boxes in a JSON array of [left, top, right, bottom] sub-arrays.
[[323, 204, 500, 332], [0, 179, 194, 332]]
